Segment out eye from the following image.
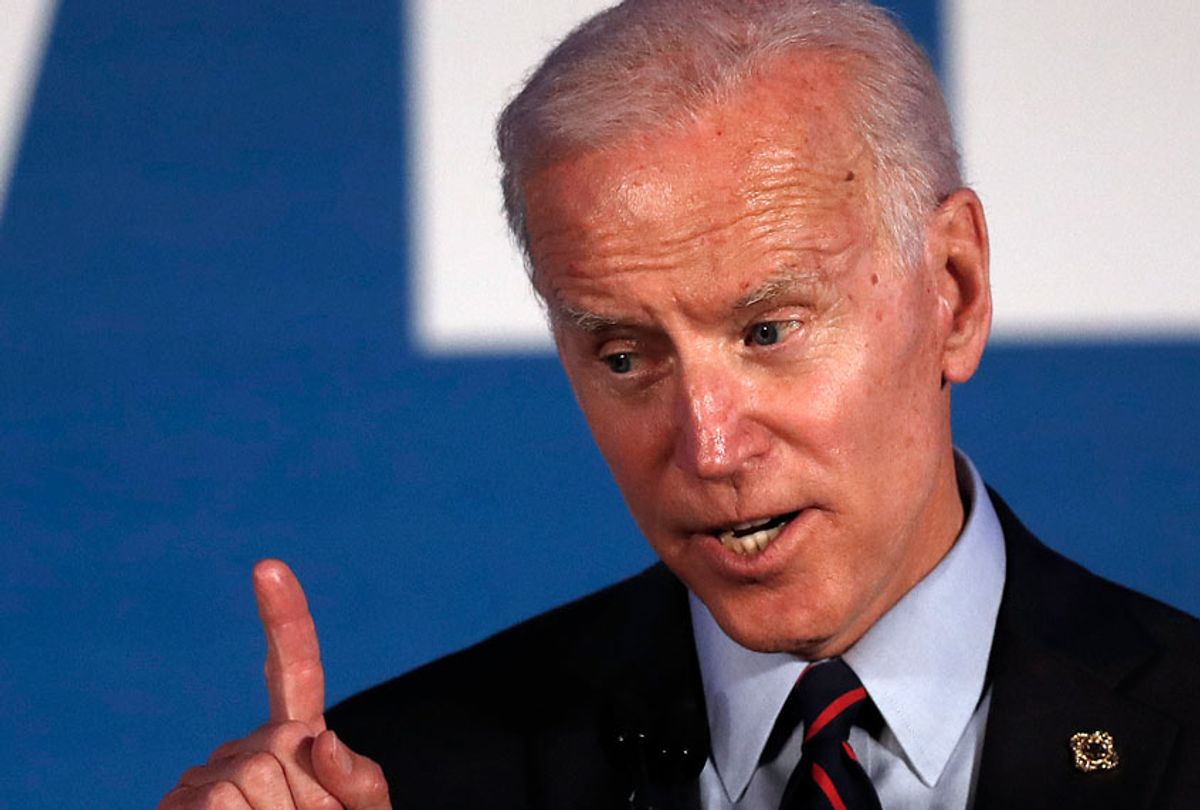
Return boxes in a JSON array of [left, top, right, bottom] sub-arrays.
[[604, 352, 634, 374], [744, 319, 802, 348], [746, 322, 781, 346]]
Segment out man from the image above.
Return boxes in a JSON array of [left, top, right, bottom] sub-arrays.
[[160, 1, 1200, 808]]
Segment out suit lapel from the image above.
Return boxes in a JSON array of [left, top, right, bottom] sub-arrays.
[[530, 565, 707, 810], [974, 494, 1179, 809]]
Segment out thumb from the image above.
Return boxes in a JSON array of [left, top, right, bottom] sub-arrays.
[[311, 730, 393, 810]]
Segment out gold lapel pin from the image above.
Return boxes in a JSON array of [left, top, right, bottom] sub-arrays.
[[1070, 730, 1119, 773]]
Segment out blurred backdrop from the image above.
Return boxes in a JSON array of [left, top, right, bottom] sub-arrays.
[[1, 1, 1197, 807]]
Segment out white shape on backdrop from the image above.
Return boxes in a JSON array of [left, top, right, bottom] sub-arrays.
[[0, 0, 58, 221], [414, 1, 1200, 352], [410, 0, 612, 352], [945, 0, 1200, 339]]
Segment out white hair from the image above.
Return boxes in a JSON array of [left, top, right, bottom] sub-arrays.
[[496, 0, 961, 274]]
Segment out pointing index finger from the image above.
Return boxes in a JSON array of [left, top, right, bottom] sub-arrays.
[[253, 559, 326, 730]]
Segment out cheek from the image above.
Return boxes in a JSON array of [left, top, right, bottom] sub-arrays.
[[761, 320, 940, 474], [576, 388, 671, 489], [852, 287, 944, 411], [760, 341, 878, 452]]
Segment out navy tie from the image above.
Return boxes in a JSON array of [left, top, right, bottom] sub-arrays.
[[776, 659, 882, 810]]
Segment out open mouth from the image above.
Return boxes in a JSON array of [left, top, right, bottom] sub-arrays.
[[714, 510, 801, 555]]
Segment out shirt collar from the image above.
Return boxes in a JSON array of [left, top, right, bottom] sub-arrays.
[[690, 450, 1006, 800]]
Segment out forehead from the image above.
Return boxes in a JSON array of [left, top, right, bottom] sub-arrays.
[[522, 54, 881, 307]]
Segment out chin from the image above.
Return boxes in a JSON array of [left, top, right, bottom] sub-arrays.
[[729, 621, 839, 657], [705, 591, 844, 657]]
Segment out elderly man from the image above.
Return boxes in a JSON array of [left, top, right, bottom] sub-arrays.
[[160, 1, 1200, 808]]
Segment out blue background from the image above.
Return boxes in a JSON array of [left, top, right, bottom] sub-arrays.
[[0, 2, 1196, 807]]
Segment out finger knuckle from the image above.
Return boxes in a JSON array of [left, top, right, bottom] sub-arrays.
[[233, 751, 284, 792], [305, 796, 344, 810], [208, 739, 243, 763], [292, 777, 340, 810], [264, 720, 312, 751], [178, 764, 210, 786], [201, 781, 245, 808], [285, 659, 322, 683]]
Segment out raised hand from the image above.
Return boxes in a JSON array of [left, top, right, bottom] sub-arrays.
[[160, 560, 392, 810]]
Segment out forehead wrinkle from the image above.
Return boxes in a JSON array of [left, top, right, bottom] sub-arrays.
[[747, 148, 864, 194], [652, 162, 867, 274], [539, 145, 865, 257], [528, 116, 872, 280], [541, 198, 857, 329], [680, 159, 864, 242], [546, 184, 859, 280]]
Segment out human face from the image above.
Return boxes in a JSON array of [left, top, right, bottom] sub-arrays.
[[525, 58, 984, 657]]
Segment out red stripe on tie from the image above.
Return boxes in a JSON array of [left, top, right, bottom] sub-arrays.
[[811, 762, 848, 810], [805, 687, 867, 741], [842, 740, 858, 762]]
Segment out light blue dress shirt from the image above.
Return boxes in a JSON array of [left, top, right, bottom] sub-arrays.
[[691, 451, 1006, 809]]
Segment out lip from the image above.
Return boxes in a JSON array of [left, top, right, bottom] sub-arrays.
[[710, 510, 801, 539], [687, 507, 817, 580]]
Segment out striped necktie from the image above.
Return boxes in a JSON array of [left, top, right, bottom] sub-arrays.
[[777, 659, 882, 810]]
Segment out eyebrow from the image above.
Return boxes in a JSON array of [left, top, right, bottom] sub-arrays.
[[549, 267, 829, 332], [550, 302, 623, 333], [733, 268, 827, 311]]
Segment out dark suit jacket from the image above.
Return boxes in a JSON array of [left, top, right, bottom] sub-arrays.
[[328, 495, 1200, 808]]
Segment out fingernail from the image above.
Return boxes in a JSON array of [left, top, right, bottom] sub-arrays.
[[330, 732, 353, 775]]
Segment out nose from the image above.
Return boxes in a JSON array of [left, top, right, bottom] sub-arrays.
[[672, 359, 769, 480]]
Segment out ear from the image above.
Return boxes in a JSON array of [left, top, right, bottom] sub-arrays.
[[926, 188, 991, 384]]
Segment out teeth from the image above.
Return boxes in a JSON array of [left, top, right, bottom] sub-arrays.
[[719, 521, 788, 555]]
